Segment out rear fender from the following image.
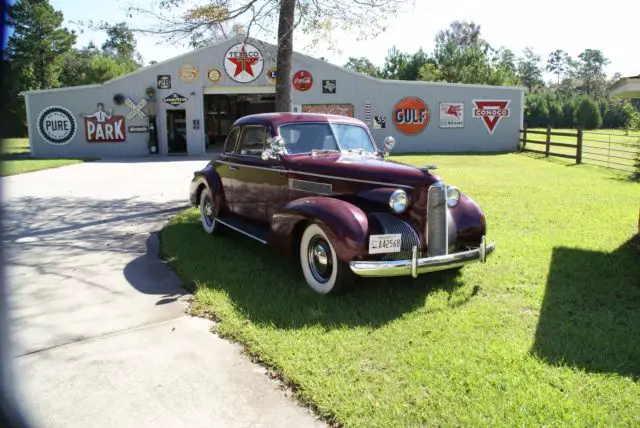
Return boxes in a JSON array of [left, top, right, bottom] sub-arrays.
[[269, 196, 370, 263]]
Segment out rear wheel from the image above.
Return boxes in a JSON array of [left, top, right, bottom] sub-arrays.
[[199, 187, 223, 235], [299, 223, 354, 295]]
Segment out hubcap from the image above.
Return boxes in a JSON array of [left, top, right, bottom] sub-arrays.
[[202, 198, 214, 226], [307, 235, 333, 283]]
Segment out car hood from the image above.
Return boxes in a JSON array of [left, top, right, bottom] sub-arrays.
[[283, 153, 439, 187]]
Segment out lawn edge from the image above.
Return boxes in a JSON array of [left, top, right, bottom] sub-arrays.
[[0, 157, 100, 177], [157, 215, 344, 428]]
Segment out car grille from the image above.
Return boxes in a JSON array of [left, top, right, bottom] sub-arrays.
[[427, 181, 448, 257], [369, 212, 421, 261]]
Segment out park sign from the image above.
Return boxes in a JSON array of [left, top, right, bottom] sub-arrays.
[[37, 106, 77, 145], [81, 103, 126, 143]]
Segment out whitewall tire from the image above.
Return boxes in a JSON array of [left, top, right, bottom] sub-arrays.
[[199, 188, 222, 235], [299, 223, 353, 295]]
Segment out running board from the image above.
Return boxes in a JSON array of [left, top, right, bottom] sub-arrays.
[[215, 216, 268, 244]]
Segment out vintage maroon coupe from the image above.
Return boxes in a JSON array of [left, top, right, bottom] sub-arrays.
[[189, 112, 496, 294]]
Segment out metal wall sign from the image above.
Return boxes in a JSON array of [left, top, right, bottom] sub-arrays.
[[472, 100, 510, 134], [128, 125, 149, 133], [157, 75, 171, 89], [439, 102, 464, 128], [322, 80, 336, 93], [125, 98, 147, 120], [37, 106, 77, 145], [193, 119, 200, 130], [81, 103, 126, 142], [224, 43, 264, 83], [163, 93, 188, 107]]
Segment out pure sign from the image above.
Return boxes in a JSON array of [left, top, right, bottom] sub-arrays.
[[37, 106, 78, 145]]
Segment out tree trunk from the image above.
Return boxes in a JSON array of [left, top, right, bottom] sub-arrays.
[[275, 0, 296, 112]]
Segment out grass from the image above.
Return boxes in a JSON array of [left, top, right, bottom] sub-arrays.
[[0, 138, 95, 176], [523, 128, 640, 171], [160, 153, 640, 427]]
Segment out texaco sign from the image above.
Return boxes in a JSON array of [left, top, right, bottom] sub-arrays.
[[224, 43, 264, 83], [37, 106, 77, 145]]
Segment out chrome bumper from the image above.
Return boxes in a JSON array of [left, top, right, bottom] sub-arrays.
[[349, 236, 496, 278]]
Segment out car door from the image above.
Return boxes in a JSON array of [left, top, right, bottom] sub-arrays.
[[232, 124, 288, 227], [214, 125, 241, 214]]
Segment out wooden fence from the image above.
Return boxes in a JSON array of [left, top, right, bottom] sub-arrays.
[[520, 126, 639, 173]]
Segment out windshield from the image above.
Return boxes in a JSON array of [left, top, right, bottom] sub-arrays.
[[278, 122, 377, 154]]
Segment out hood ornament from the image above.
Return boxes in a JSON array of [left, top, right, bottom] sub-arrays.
[[421, 164, 438, 171]]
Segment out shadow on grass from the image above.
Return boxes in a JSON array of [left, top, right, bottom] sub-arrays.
[[161, 212, 472, 330], [531, 235, 640, 379]]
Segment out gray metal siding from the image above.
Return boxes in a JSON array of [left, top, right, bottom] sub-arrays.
[[24, 35, 525, 158]]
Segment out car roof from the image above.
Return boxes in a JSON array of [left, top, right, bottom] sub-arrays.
[[233, 112, 367, 128]]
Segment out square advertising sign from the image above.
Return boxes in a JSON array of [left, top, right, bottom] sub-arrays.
[[439, 102, 464, 128]]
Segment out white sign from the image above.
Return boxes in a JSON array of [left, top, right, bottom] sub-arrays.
[[125, 98, 147, 120], [37, 106, 77, 145], [439, 102, 464, 128], [472, 100, 511, 134], [369, 234, 402, 254], [224, 43, 264, 83]]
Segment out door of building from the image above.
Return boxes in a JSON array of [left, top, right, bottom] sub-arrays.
[[166, 109, 187, 154]]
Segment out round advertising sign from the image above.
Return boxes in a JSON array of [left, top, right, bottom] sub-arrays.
[[179, 63, 200, 82], [266, 67, 277, 84], [224, 43, 264, 83], [292, 70, 313, 91], [37, 106, 77, 145], [207, 68, 221, 83], [392, 97, 430, 135]]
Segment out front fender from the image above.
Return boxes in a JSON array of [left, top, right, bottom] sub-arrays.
[[449, 193, 486, 250], [189, 163, 228, 215], [269, 196, 370, 263]]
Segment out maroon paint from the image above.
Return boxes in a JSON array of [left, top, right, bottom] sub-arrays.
[[189, 113, 488, 260]]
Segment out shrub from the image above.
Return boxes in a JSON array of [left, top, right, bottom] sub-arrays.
[[574, 97, 603, 130]]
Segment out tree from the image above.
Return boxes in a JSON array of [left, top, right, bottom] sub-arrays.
[[6, 0, 76, 90], [575, 49, 610, 98], [546, 49, 570, 84], [101, 22, 141, 64], [574, 96, 603, 129], [381, 46, 410, 80], [101, 0, 410, 112], [435, 20, 485, 48], [343, 57, 381, 78], [517, 47, 543, 90]]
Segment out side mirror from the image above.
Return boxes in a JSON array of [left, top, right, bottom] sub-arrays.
[[261, 136, 286, 161], [382, 136, 396, 159]]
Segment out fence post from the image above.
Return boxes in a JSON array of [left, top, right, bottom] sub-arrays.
[[576, 127, 583, 164], [522, 124, 527, 151], [545, 126, 551, 157]]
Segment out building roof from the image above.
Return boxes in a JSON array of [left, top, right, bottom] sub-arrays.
[[21, 33, 526, 96], [608, 74, 640, 99]]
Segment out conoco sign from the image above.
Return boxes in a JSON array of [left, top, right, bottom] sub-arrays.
[[392, 97, 430, 135]]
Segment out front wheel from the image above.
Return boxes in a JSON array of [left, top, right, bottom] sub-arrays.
[[299, 223, 354, 295], [199, 187, 223, 235]]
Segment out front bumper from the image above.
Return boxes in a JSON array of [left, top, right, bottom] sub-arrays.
[[349, 236, 496, 278]]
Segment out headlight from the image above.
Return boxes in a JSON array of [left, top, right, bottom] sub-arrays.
[[447, 186, 461, 207], [389, 189, 409, 214]]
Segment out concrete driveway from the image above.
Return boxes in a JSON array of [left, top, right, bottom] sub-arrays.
[[2, 157, 324, 428]]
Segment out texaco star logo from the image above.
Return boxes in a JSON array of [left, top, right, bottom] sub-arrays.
[[224, 43, 264, 83]]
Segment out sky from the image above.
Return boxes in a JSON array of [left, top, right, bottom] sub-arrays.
[[23, 0, 640, 81]]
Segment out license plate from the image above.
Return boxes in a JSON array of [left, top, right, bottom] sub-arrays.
[[369, 234, 402, 254]]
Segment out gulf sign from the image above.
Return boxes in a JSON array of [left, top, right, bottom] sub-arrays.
[[392, 97, 430, 135]]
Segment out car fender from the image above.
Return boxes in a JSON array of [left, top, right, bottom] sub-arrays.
[[189, 163, 228, 215], [269, 196, 370, 263]]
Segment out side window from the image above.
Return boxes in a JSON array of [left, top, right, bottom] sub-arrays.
[[224, 127, 240, 153], [239, 126, 268, 157]]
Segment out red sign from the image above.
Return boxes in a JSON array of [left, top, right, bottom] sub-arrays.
[[392, 97, 430, 135], [292, 70, 313, 91], [81, 104, 126, 142], [472, 100, 510, 134]]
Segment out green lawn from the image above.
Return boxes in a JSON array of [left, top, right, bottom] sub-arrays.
[[1, 138, 93, 176], [524, 128, 640, 170], [160, 153, 640, 427]]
